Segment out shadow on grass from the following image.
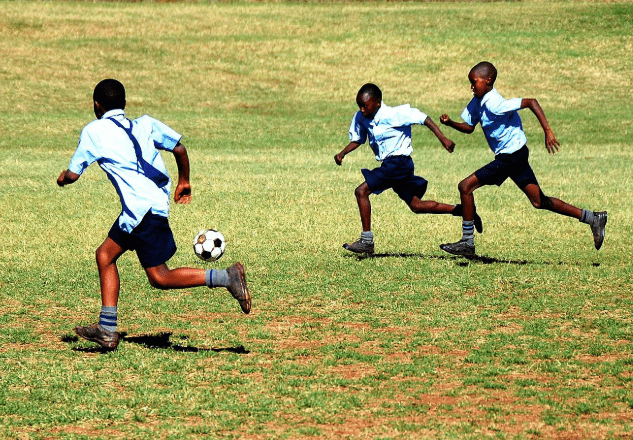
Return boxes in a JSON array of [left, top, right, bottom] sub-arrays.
[[62, 332, 249, 354], [346, 252, 600, 267]]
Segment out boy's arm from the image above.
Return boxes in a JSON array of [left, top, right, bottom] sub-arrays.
[[334, 141, 362, 165], [439, 114, 476, 134], [521, 98, 560, 155], [172, 142, 192, 204], [424, 116, 455, 153], [57, 169, 80, 187]]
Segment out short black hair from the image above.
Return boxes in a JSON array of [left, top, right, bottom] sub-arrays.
[[470, 62, 497, 84], [93, 79, 126, 111], [357, 83, 382, 102]]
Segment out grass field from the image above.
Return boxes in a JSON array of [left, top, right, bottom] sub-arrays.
[[1, 1, 632, 438]]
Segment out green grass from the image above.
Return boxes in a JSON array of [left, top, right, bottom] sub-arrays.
[[1, 0, 632, 438]]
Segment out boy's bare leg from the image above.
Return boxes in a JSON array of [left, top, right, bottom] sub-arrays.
[[522, 183, 607, 250], [74, 237, 126, 349], [145, 264, 251, 314], [145, 264, 206, 289], [440, 174, 483, 257], [96, 237, 126, 307], [355, 182, 372, 232], [343, 182, 375, 254], [522, 184, 582, 219], [457, 174, 483, 221], [409, 198, 456, 214]]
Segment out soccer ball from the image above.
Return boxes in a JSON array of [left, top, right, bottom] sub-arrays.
[[193, 229, 226, 262]]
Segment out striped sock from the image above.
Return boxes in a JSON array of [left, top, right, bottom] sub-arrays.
[[462, 220, 475, 245], [580, 209, 594, 224], [205, 269, 229, 288], [99, 306, 117, 333], [361, 231, 374, 243]]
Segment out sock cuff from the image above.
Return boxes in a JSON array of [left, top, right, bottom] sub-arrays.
[[580, 209, 593, 224], [205, 269, 212, 287], [208, 269, 229, 288], [361, 231, 374, 242], [100, 306, 117, 315]]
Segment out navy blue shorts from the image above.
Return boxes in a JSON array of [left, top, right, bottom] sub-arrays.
[[361, 155, 428, 206], [108, 212, 177, 269], [474, 145, 539, 189]]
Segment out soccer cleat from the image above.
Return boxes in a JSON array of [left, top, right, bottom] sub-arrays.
[[590, 211, 607, 250], [473, 211, 483, 234], [74, 323, 120, 350], [343, 238, 375, 254], [226, 262, 251, 314], [439, 239, 476, 257]]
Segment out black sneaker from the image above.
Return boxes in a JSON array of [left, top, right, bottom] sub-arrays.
[[440, 240, 475, 257], [343, 238, 375, 254], [226, 262, 251, 314], [590, 211, 607, 250], [74, 323, 120, 350], [473, 211, 483, 234]]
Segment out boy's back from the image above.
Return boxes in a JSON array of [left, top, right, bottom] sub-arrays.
[[69, 109, 182, 232]]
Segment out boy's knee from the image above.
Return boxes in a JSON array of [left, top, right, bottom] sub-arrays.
[[457, 180, 470, 195], [355, 184, 370, 199], [95, 246, 111, 268], [146, 267, 171, 290], [530, 190, 551, 210], [408, 198, 425, 213], [147, 272, 168, 290]]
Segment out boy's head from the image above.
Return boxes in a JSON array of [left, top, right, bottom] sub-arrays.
[[468, 62, 497, 99], [93, 79, 126, 118], [356, 83, 382, 119]]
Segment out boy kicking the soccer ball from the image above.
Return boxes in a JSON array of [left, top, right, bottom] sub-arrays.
[[57, 79, 251, 350], [439, 61, 607, 257], [334, 83, 482, 254]]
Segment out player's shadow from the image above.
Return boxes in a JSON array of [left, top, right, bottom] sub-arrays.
[[62, 332, 249, 354], [347, 252, 599, 267]]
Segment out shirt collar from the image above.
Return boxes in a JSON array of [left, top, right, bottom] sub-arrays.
[[101, 109, 125, 120], [372, 102, 388, 124], [480, 88, 497, 106]]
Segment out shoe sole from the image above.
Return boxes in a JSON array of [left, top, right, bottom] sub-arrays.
[[342, 244, 375, 254], [73, 327, 119, 349], [474, 213, 483, 234], [232, 262, 251, 314], [439, 244, 476, 257], [593, 214, 607, 250]]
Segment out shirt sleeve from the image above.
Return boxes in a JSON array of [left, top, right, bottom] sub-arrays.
[[460, 98, 480, 127], [349, 112, 367, 144], [67, 126, 99, 175], [487, 97, 523, 116], [392, 105, 428, 126], [144, 116, 182, 151]]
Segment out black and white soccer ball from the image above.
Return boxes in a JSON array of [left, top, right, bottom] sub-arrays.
[[193, 229, 226, 262]]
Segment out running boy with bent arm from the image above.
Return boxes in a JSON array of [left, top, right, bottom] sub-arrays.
[[439, 61, 607, 257], [335, 83, 482, 254], [58, 79, 251, 350]]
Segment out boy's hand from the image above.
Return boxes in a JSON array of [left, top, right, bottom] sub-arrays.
[[174, 181, 192, 204], [442, 138, 455, 153], [440, 114, 451, 126], [334, 153, 344, 166], [544, 128, 560, 155], [57, 169, 80, 187], [57, 170, 67, 186]]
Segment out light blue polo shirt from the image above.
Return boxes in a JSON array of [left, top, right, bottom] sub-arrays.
[[68, 109, 182, 233], [460, 88, 526, 155], [349, 103, 428, 162]]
